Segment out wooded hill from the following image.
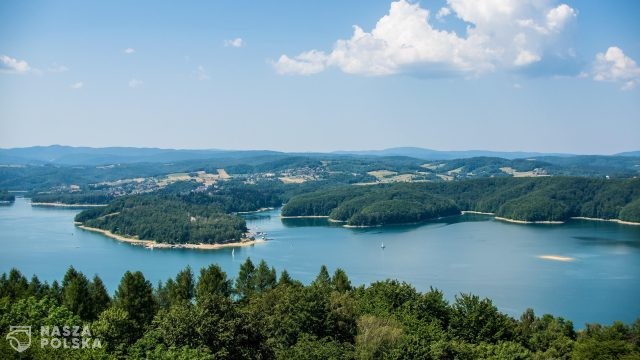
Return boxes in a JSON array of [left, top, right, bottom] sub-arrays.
[[282, 177, 640, 225], [75, 195, 248, 244]]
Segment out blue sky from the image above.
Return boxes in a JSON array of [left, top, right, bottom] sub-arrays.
[[1, 0, 639, 154]]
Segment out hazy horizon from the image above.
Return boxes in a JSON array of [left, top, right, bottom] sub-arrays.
[[1, 143, 637, 156]]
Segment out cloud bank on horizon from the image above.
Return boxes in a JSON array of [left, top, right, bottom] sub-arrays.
[[273, 0, 639, 89]]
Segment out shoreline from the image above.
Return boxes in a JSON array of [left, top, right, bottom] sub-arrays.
[[280, 215, 330, 219], [495, 216, 564, 224], [570, 217, 640, 226], [276, 211, 640, 228], [32, 202, 107, 208], [461, 210, 495, 215], [76, 224, 265, 250], [235, 207, 275, 214], [537, 255, 575, 262]]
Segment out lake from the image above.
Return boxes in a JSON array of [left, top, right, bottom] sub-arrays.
[[1, 197, 639, 327]]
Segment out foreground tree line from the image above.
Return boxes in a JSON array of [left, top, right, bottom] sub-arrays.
[[1, 263, 639, 359], [282, 177, 640, 225]]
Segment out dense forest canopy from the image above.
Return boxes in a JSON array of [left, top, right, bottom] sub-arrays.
[[75, 195, 248, 244], [31, 191, 114, 205], [1, 263, 638, 359], [282, 178, 640, 225]]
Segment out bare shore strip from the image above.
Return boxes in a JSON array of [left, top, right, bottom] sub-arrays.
[[280, 215, 330, 219], [461, 210, 495, 215], [537, 255, 575, 262], [495, 216, 564, 225], [570, 217, 640, 226], [76, 224, 265, 250], [32, 202, 107, 208], [280, 211, 640, 227]]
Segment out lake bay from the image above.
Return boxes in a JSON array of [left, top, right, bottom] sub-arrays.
[[1, 197, 639, 327]]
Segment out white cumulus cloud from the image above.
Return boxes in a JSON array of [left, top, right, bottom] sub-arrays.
[[224, 38, 244, 48], [70, 82, 83, 89], [124, 48, 135, 54], [593, 46, 640, 90], [128, 78, 143, 88], [274, 0, 577, 76], [0, 55, 31, 74]]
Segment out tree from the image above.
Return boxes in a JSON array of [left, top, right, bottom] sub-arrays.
[[169, 266, 195, 304], [312, 265, 331, 290], [0, 268, 29, 300], [89, 275, 111, 320], [61, 266, 92, 320], [155, 279, 172, 309], [254, 260, 277, 293], [235, 258, 256, 300], [355, 315, 403, 359], [196, 264, 231, 303], [278, 270, 294, 287], [114, 271, 157, 338], [449, 293, 515, 344], [27, 275, 45, 298], [48, 280, 62, 303], [92, 306, 134, 355], [415, 287, 450, 327], [326, 291, 357, 343], [332, 268, 352, 292]]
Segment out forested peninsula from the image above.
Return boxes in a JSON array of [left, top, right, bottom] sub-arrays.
[[282, 177, 640, 226], [75, 195, 248, 245]]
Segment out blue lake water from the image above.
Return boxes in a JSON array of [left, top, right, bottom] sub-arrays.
[[1, 197, 639, 327]]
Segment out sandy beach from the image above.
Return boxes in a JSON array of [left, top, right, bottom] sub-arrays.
[[76, 224, 265, 250], [461, 210, 495, 215], [328, 218, 347, 223], [31, 202, 107, 207], [495, 217, 564, 224], [537, 255, 575, 262], [235, 207, 274, 214], [570, 217, 640, 226], [280, 215, 330, 219]]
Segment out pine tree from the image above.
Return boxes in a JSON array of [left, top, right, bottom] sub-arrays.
[[332, 268, 352, 292], [196, 264, 231, 303], [235, 257, 256, 300], [278, 270, 294, 287], [170, 266, 194, 304], [89, 275, 111, 320], [61, 267, 92, 320], [114, 271, 157, 338], [254, 260, 277, 293]]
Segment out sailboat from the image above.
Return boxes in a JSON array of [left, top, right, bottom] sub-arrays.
[[381, 241, 385, 249], [232, 248, 235, 257]]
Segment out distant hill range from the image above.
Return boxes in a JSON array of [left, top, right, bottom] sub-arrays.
[[333, 147, 572, 160], [0, 145, 638, 166], [0, 145, 282, 165]]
